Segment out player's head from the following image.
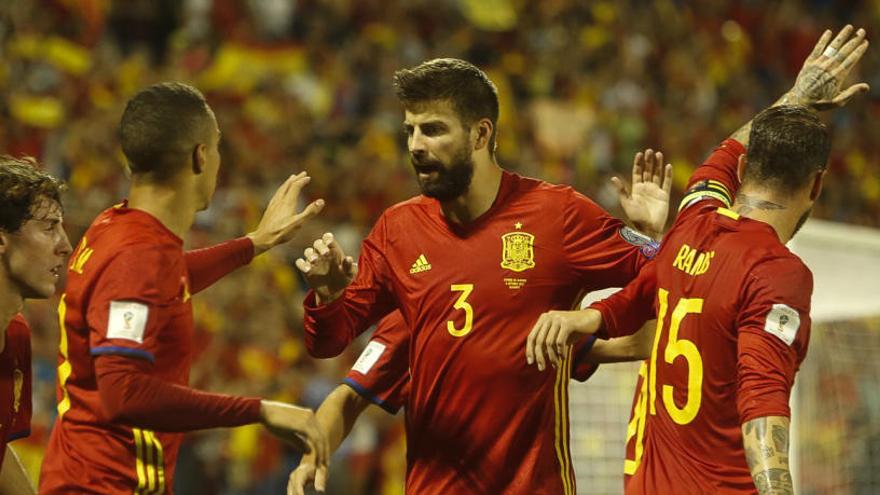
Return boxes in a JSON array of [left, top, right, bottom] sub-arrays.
[[394, 58, 499, 201], [0, 156, 72, 299], [119, 82, 221, 210], [740, 105, 831, 236]]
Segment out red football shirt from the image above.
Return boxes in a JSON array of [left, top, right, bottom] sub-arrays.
[[594, 140, 813, 494], [344, 311, 599, 415], [305, 171, 652, 494], [40, 204, 257, 494], [0, 315, 32, 468]]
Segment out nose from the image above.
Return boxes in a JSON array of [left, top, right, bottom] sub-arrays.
[[57, 230, 73, 257], [409, 128, 427, 155]]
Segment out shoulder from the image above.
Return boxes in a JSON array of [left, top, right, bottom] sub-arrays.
[[7, 314, 30, 339]]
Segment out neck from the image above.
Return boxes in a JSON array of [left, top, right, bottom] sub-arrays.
[[0, 275, 24, 354], [128, 175, 197, 238], [732, 189, 803, 243], [440, 157, 503, 225]]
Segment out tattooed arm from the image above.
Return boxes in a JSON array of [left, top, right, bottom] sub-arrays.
[[742, 416, 794, 495], [730, 25, 869, 145]]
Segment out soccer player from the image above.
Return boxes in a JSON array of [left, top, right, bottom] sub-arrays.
[[525, 25, 869, 494], [296, 58, 671, 494], [287, 310, 655, 495], [39, 82, 329, 494], [0, 157, 72, 494]]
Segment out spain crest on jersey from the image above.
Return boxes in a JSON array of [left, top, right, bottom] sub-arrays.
[[13, 369, 23, 413], [501, 230, 536, 272]]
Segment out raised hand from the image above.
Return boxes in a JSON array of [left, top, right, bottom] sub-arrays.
[[612, 149, 673, 240], [525, 309, 602, 371], [791, 25, 870, 110], [295, 232, 356, 303], [248, 172, 325, 256], [260, 400, 329, 492]]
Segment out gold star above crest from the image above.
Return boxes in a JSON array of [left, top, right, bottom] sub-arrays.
[[514, 222, 522, 229]]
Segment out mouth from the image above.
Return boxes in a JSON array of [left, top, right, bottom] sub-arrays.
[[50, 265, 63, 278], [412, 162, 441, 181]]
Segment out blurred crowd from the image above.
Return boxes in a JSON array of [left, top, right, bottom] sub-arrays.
[[2, 0, 878, 493]]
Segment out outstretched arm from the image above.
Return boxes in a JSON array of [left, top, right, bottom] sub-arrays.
[[742, 416, 793, 495], [185, 172, 324, 294]]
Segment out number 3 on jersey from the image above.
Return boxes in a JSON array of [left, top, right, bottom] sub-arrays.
[[625, 288, 704, 474], [447, 284, 474, 337]]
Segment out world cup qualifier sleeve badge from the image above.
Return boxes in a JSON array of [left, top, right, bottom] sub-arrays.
[[500, 229, 536, 272]]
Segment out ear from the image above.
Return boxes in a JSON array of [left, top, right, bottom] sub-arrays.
[[736, 154, 747, 183], [0, 232, 8, 256], [473, 118, 494, 152], [809, 169, 826, 201], [192, 144, 207, 175]]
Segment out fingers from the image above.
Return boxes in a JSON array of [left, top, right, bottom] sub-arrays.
[[651, 151, 664, 187], [808, 29, 833, 62], [825, 24, 855, 55], [526, 315, 549, 371], [554, 324, 571, 361], [545, 319, 560, 368], [287, 171, 312, 196], [314, 465, 328, 493], [295, 257, 312, 274], [662, 163, 673, 195], [642, 149, 656, 184], [287, 464, 315, 495], [292, 199, 325, 226], [835, 39, 869, 76], [610, 176, 629, 200], [631, 151, 644, 184], [342, 256, 356, 278], [835, 28, 866, 61]]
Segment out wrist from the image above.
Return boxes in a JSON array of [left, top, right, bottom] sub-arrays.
[[315, 288, 344, 305], [246, 233, 271, 257]]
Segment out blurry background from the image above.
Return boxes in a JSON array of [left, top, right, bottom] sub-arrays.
[[1, 0, 878, 493]]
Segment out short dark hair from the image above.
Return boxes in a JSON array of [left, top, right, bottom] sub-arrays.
[[393, 58, 500, 155], [0, 156, 65, 233], [119, 82, 213, 181], [744, 105, 831, 192]]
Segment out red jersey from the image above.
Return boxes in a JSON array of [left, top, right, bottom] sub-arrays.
[[40, 204, 258, 494], [0, 315, 32, 468], [344, 311, 599, 415], [305, 171, 653, 494], [594, 140, 813, 494]]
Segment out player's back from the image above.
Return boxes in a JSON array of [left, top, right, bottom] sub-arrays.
[[625, 202, 812, 494], [41, 203, 191, 494]]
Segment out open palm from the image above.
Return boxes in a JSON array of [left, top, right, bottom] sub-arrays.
[[612, 149, 673, 239]]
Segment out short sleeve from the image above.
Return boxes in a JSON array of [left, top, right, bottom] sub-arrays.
[[343, 311, 410, 414], [736, 257, 813, 423], [679, 139, 745, 213], [562, 189, 655, 291], [8, 317, 32, 441], [87, 248, 182, 363]]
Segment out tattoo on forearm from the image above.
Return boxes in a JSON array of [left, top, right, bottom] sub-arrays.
[[753, 468, 794, 494], [743, 417, 793, 495], [771, 425, 789, 452]]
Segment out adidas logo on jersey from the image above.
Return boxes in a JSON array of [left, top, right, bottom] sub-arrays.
[[410, 254, 432, 274]]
